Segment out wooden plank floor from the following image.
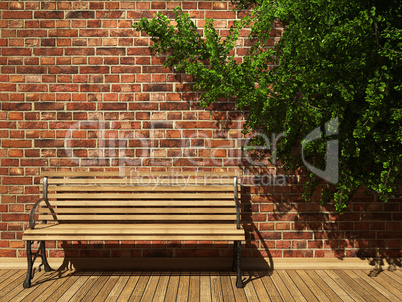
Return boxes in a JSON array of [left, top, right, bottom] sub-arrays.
[[0, 269, 401, 301]]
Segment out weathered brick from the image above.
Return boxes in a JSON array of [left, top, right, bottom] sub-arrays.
[[96, 11, 124, 19], [20, 159, 47, 166], [80, 84, 110, 92], [33, 48, 63, 56], [48, 84, 79, 92], [48, 66, 79, 74], [160, 102, 190, 111], [143, 84, 173, 92], [18, 84, 47, 92], [97, 48, 126, 56], [49, 29, 78, 37], [3, 11, 32, 19], [80, 29, 109, 37], [66, 11, 95, 19], [16, 66, 46, 74], [65, 48, 95, 55], [0, 84, 16, 91], [81, 66, 109, 74], [9, 2, 24, 10], [2, 177, 31, 185], [3, 48, 31, 57], [34, 139, 65, 148], [111, 66, 141, 74], [34, 11, 64, 19]]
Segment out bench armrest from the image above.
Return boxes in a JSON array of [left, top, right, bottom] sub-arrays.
[[234, 177, 241, 229], [29, 198, 47, 229]]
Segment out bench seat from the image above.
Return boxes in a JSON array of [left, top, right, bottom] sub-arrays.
[[23, 223, 245, 241]]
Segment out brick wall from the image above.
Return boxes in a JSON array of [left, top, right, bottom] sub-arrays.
[[0, 1, 401, 261]]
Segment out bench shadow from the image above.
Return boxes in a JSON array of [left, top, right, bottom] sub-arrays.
[[52, 234, 274, 287]]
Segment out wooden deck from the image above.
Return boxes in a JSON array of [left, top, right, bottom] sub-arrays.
[[0, 269, 401, 301]]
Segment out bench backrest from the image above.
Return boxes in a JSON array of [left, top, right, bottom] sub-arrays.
[[38, 171, 241, 227]]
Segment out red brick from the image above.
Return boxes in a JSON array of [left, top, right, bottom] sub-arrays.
[[49, 29, 78, 37], [2, 177, 31, 185], [10, 241, 25, 248], [143, 84, 173, 92], [40, 57, 55, 65], [1, 159, 19, 166], [80, 29, 109, 37], [3, 11, 32, 19], [80, 84, 110, 92], [276, 241, 291, 249], [18, 84, 47, 92], [259, 232, 281, 240], [20, 159, 47, 166], [0, 84, 16, 91], [151, 2, 166, 9], [8, 112, 23, 120], [24, 57, 39, 65], [183, 3, 197, 9], [49, 84, 79, 92], [89, 2, 104, 9], [16, 66, 46, 74], [118, 20, 132, 28], [127, 48, 151, 56], [81, 66, 109, 74], [34, 11, 64, 19], [34, 140, 65, 147], [97, 48, 126, 56], [2, 48, 31, 56], [9, 2, 24, 10], [65, 48, 95, 55], [213, 2, 227, 9], [86, 20, 101, 28], [2, 140, 31, 148], [48, 66, 79, 74], [111, 66, 141, 74], [66, 11, 95, 19], [105, 2, 120, 9], [96, 11, 123, 19], [33, 48, 63, 56], [206, 11, 236, 19], [0, 250, 16, 257], [24, 20, 39, 28], [58, 2, 72, 10]]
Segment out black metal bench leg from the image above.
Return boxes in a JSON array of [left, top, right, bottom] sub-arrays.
[[23, 241, 33, 288], [235, 240, 244, 288], [232, 241, 237, 272], [39, 241, 52, 272]]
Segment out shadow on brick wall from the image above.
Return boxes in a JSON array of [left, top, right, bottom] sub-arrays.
[[239, 160, 402, 275]]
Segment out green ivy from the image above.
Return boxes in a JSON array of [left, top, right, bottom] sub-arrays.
[[134, 0, 402, 212]]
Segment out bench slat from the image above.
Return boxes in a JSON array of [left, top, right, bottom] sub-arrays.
[[38, 214, 236, 221], [25, 229, 244, 236], [23, 235, 244, 241], [29, 223, 239, 229], [40, 200, 236, 206], [41, 171, 238, 177], [23, 223, 244, 241], [47, 185, 234, 192], [43, 179, 236, 185], [38, 207, 236, 214], [47, 193, 236, 199]]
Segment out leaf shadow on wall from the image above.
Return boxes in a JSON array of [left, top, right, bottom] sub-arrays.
[[240, 159, 402, 276]]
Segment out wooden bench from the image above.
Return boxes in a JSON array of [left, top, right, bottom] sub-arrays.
[[22, 171, 245, 288]]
